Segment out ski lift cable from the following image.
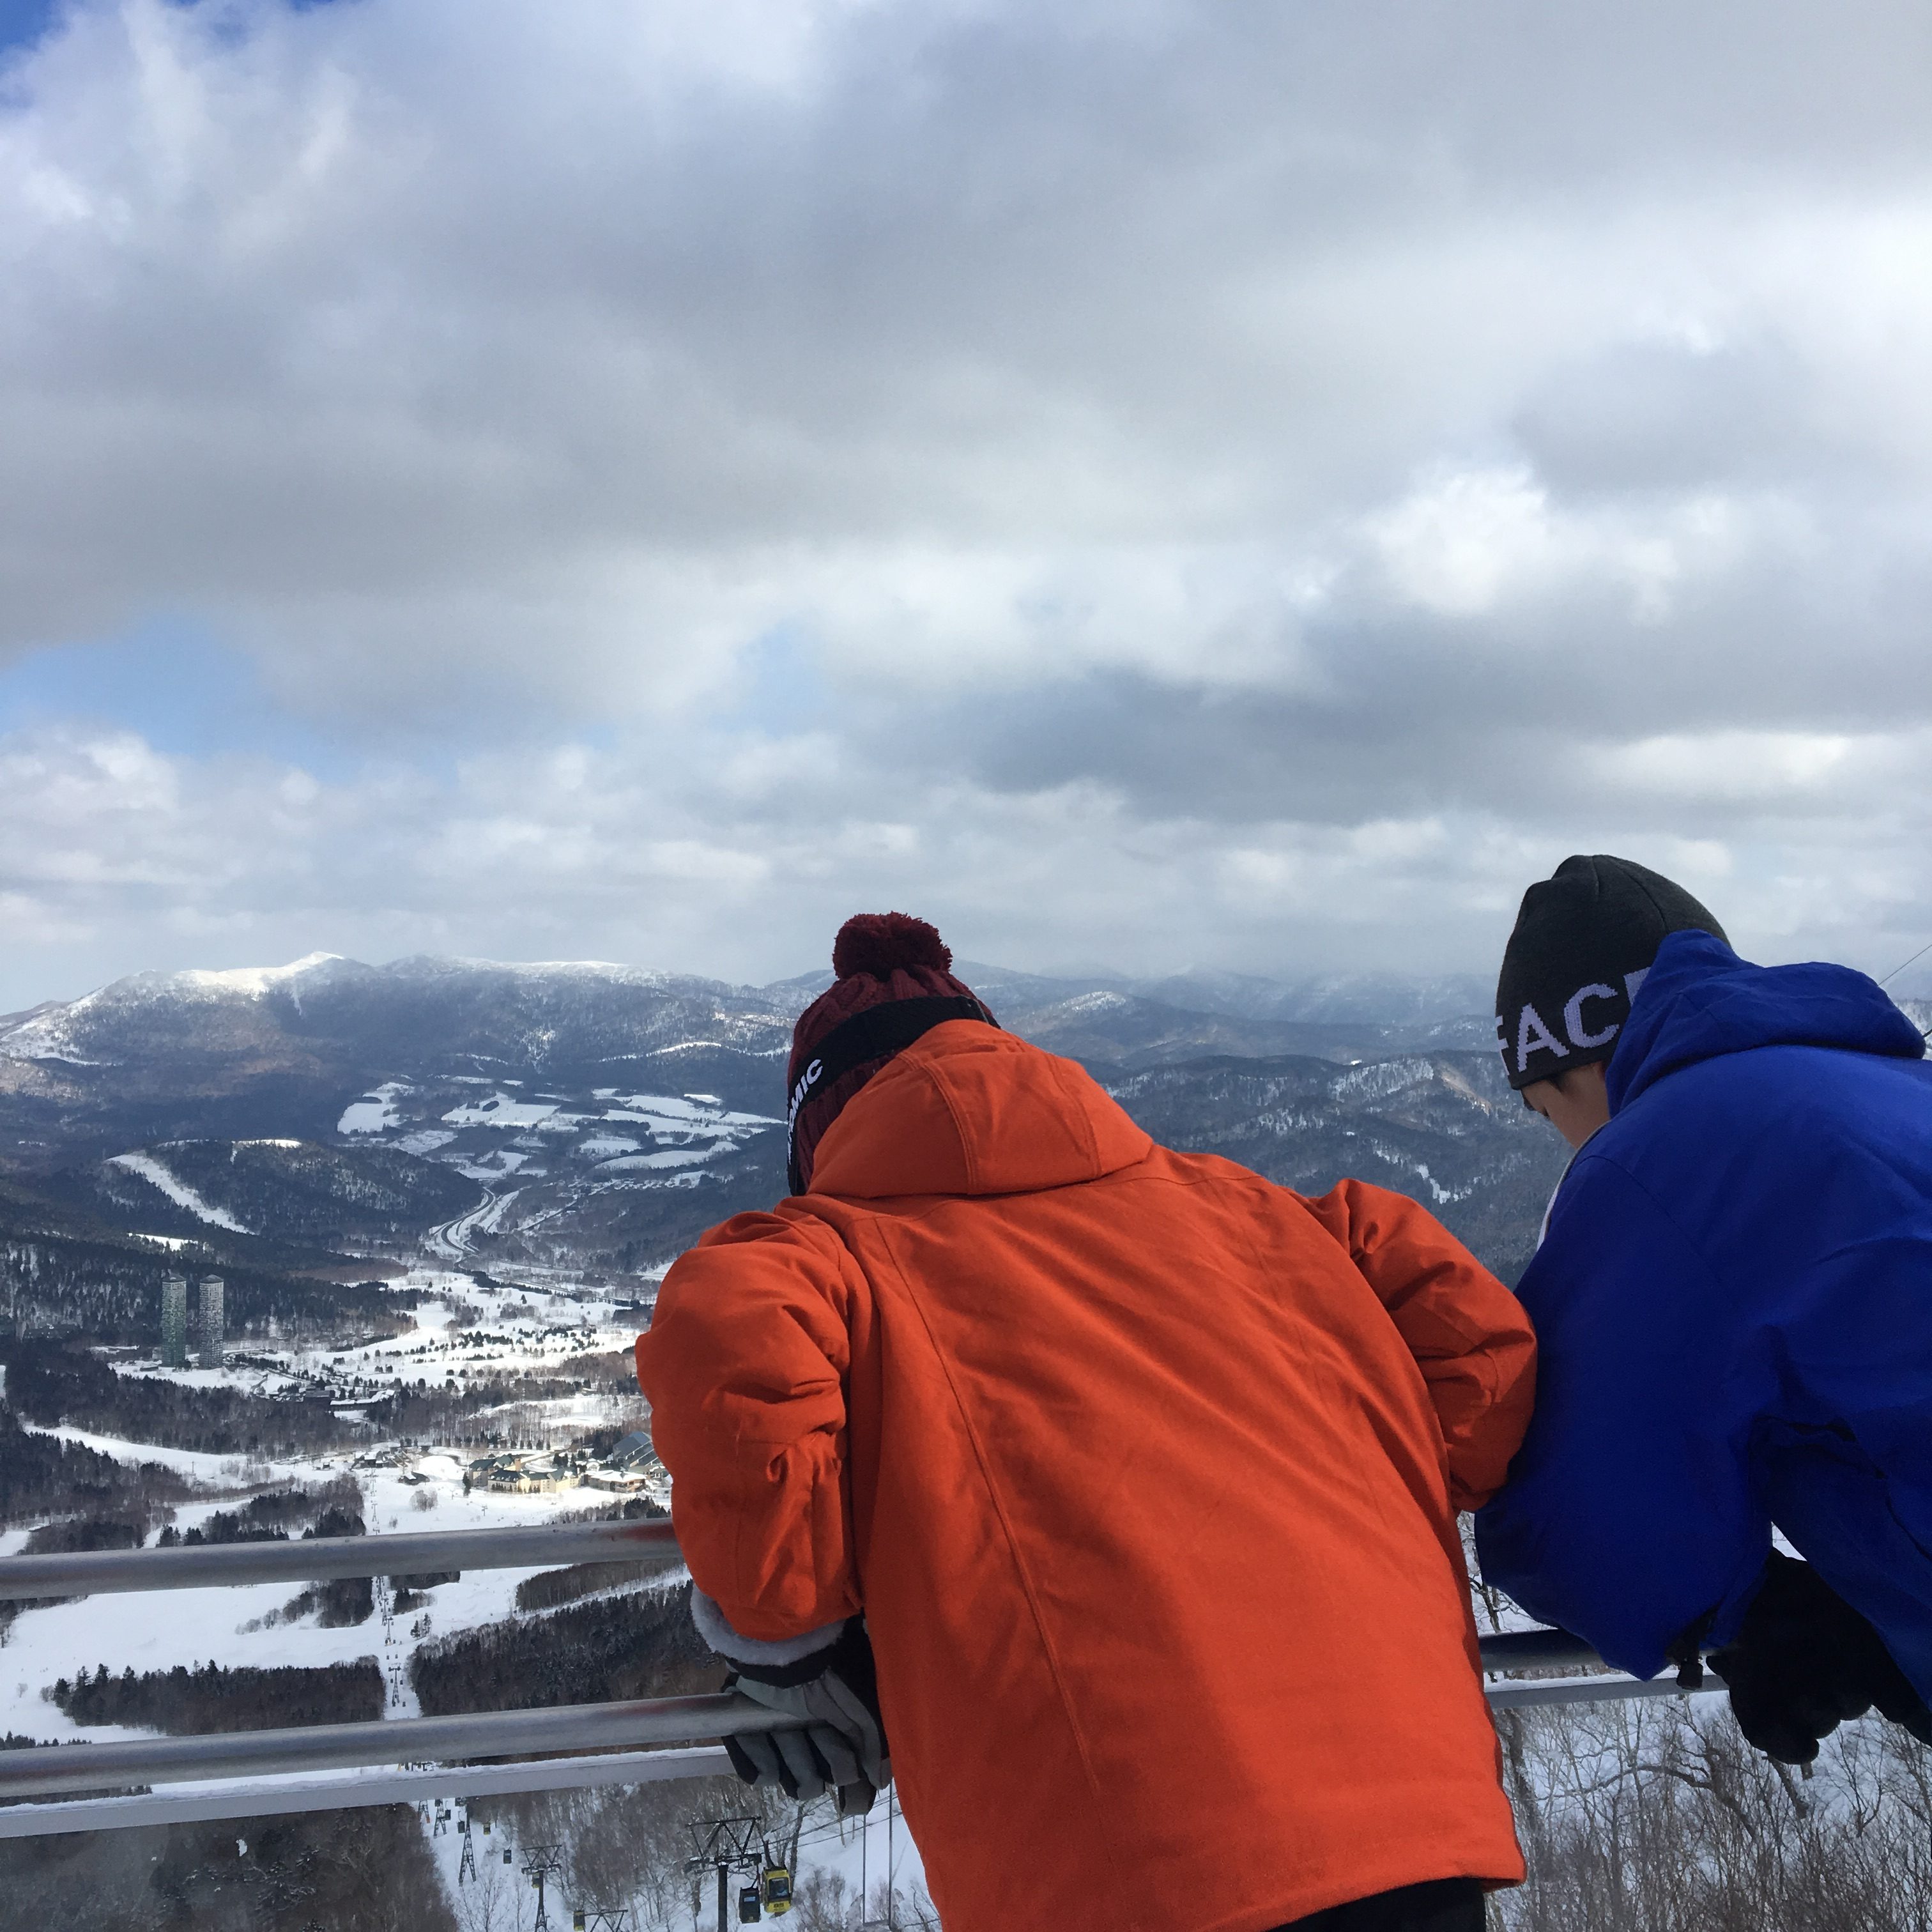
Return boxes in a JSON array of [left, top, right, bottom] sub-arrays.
[[1879, 935, 1932, 988], [1876, 933, 1932, 1041]]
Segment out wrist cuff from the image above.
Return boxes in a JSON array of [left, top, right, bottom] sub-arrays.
[[691, 1586, 846, 1669]]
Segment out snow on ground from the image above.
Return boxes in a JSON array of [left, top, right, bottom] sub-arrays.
[[594, 1149, 713, 1174], [278, 1266, 645, 1411], [599, 1094, 777, 1141], [425, 1189, 521, 1261], [169, 954, 344, 999], [406, 1767, 933, 1927], [0, 1458, 650, 1749], [107, 1152, 250, 1234], [3, 1257, 950, 1918], [1, 1267, 670, 1860], [338, 1082, 411, 1134], [574, 1135, 641, 1160], [26, 1425, 312, 1486], [1, 1265, 659, 1744], [109, 1352, 307, 1398], [440, 1094, 560, 1130]]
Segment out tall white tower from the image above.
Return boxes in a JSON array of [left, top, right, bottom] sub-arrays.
[[161, 1273, 189, 1368], [197, 1275, 224, 1368]]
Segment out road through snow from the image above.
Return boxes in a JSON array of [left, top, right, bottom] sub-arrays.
[[424, 1187, 518, 1261]]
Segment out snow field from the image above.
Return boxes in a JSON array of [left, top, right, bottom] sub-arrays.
[[107, 1152, 250, 1233], [337, 1082, 412, 1135], [4, 1275, 939, 1926], [3, 1269, 659, 1747], [0, 1439, 658, 1751]]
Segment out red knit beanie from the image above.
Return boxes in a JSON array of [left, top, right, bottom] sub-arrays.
[[785, 913, 996, 1194]]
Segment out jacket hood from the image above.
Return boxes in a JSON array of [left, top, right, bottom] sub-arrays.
[[805, 1020, 1153, 1199], [1608, 930, 1927, 1114]]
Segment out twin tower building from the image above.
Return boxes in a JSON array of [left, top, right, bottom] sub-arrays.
[[160, 1271, 224, 1369]]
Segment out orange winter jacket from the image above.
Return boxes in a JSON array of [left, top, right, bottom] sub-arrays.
[[635, 1022, 1535, 1932]]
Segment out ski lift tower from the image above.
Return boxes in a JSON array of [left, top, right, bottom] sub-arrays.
[[521, 1842, 565, 1930], [686, 1816, 765, 1932]]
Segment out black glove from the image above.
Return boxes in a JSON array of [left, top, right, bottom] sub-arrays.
[[1706, 1551, 1932, 1765], [721, 1617, 891, 1814]]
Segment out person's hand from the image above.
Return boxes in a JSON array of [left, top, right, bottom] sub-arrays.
[[1707, 1551, 1932, 1765], [723, 1617, 891, 1814]]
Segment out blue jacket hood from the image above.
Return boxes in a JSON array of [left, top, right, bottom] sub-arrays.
[[1608, 930, 1926, 1115], [1479, 931, 1932, 1687]]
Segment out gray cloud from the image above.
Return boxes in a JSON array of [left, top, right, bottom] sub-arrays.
[[0, 0, 1929, 1002]]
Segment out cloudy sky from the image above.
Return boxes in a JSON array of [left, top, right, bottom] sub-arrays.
[[2, 0, 1930, 1009]]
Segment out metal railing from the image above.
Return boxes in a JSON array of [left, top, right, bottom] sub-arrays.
[[0, 1515, 679, 1601], [0, 1522, 1716, 1838]]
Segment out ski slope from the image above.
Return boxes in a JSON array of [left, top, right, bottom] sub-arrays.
[[107, 1152, 250, 1234]]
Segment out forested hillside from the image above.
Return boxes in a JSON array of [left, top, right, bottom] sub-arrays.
[[412, 1581, 714, 1714], [1106, 1050, 1570, 1283], [1, 1338, 357, 1455]]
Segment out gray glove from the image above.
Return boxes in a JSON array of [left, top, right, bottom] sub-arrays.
[[723, 1617, 891, 1814]]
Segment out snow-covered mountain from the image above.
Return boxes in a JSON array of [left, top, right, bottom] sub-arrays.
[[0, 950, 1533, 1312], [0, 950, 1492, 1162], [0, 951, 791, 1080]]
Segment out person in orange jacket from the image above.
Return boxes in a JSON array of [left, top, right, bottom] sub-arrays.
[[636, 914, 1537, 1932]]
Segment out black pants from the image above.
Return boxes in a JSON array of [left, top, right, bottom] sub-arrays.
[[1271, 1877, 1485, 1932]]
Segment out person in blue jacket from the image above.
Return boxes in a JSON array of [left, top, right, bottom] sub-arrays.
[[1474, 854, 1932, 1765]]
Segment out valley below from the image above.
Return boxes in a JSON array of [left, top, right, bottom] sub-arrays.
[[12, 951, 1917, 1927]]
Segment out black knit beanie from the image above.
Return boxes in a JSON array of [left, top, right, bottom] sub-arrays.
[[1496, 855, 1727, 1091]]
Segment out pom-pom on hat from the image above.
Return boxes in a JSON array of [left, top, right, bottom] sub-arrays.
[[832, 911, 954, 982], [1496, 855, 1727, 1092], [785, 914, 996, 1194]]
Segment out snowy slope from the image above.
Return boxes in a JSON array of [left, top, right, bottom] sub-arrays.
[[107, 1152, 251, 1233]]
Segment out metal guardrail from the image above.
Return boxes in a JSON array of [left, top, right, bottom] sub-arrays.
[[0, 1691, 788, 1800], [0, 1521, 1714, 1837], [0, 1533, 1600, 1673], [0, 1746, 737, 1840], [1478, 1628, 1602, 1674], [0, 1516, 678, 1601]]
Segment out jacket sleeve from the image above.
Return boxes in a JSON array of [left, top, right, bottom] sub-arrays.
[[1474, 1155, 1770, 1678], [1298, 1178, 1537, 1512], [632, 1208, 867, 1644]]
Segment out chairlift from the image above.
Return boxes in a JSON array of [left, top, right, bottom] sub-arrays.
[[573, 1913, 587, 1931], [762, 1864, 793, 1915], [739, 1881, 763, 1924]]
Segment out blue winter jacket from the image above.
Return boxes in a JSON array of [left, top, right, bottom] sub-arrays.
[[1475, 930, 1932, 1690]]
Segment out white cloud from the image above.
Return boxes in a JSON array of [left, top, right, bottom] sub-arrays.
[[1363, 466, 1752, 624], [1, 719, 1928, 1010], [0, 0, 1929, 998], [1586, 730, 1876, 804]]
